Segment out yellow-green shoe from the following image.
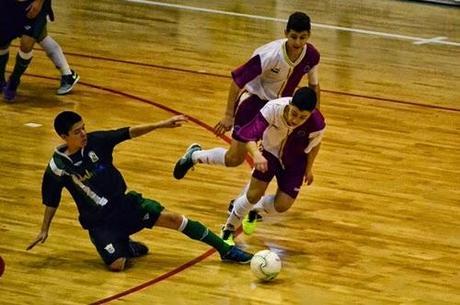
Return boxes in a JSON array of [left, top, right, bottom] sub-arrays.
[[221, 227, 235, 246], [242, 213, 257, 235]]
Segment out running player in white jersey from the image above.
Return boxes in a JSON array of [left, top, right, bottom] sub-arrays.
[[173, 11, 320, 179], [220, 87, 325, 244]]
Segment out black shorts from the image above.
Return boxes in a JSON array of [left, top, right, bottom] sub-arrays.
[[252, 150, 307, 199], [22, 10, 49, 41], [231, 93, 268, 140], [0, 1, 49, 46], [88, 191, 165, 265]]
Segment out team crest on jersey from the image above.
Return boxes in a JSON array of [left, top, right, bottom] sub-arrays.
[[88, 151, 99, 163], [271, 67, 280, 73], [296, 130, 306, 137], [104, 243, 115, 254]]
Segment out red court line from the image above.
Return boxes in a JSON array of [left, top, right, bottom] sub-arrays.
[[22, 73, 256, 166], [16, 45, 460, 113], [89, 250, 215, 305], [323, 89, 460, 112]]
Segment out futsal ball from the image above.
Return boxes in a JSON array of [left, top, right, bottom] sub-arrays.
[[250, 250, 282, 281]]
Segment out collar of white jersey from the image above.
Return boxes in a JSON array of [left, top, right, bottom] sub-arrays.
[[282, 40, 307, 67]]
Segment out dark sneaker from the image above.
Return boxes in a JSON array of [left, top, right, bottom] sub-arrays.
[[0, 79, 5, 91], [221, 226, 235, 246], [227, 200, 234, 214], [57, 70, 79, 95], [3, 80, 18, 101], [127, 239, 149, 258], [173, 143, 202, 179], [228, 200, 263, 221], [221, 246, 253, 264]]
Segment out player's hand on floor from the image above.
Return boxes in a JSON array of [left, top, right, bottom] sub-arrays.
[[26, 231, 48, 251]]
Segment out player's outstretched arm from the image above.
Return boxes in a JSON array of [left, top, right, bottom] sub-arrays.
[[129, 115, 188, 138], [27, 205, 57, 250]]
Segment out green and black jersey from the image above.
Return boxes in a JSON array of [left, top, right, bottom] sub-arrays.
[[42, 127, 131, 229]]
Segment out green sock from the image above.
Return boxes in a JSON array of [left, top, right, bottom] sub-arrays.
[[182, 219, 231, 256], [9, 53, 32, 87], [0, 52, 8, 83]]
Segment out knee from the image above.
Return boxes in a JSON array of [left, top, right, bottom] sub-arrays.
[[274, 204, 290, 213], [224, 154, 245, 167], [19, 44, 34, 53], [246, 191, 263, 204], [273, 199, 294, 213], [20, 39, 35, 53], [108, 257, 127, 272], [156, 211, 183, 230]]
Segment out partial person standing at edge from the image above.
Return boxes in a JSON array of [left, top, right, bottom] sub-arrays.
[[0, 0, 79, 101], [173, 11, 320, 180], [28, 112, 253, 271]]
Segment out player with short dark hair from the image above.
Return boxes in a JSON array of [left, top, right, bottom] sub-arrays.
[[28, 112, 253, 271], [220, 86, 326, 244]]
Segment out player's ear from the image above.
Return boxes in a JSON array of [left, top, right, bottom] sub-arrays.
[[60, 133, 69, 142]]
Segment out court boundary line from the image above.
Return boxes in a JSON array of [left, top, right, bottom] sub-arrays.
[[123, 0, 460, 46]]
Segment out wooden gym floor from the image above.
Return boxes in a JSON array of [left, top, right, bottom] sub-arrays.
[[0, 1, 459, 304]]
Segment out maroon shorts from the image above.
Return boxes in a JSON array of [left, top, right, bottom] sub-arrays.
[[231, 93, 267, 140], [252, 150, 307, 199]]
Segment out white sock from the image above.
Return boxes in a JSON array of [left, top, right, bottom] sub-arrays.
[[192, 147, 226, 165], [225, 194, 254, 230], [39, 36, 71, 75], [19, 49, 33, 60], [252, 195, 278, 215], [178, 215, 188, 232], [237, 182, 250, 198]]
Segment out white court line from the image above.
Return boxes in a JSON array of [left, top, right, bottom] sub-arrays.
[[24, 122, 42, 128], [413, 36, 447, 45], [123, 0, 460, 47]]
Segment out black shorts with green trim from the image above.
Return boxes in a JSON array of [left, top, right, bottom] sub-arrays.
[[88, 191, 165, 266]]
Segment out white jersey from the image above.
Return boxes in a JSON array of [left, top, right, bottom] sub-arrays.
[[232, 39, 320, 101], [259, 98, 325, 160]]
